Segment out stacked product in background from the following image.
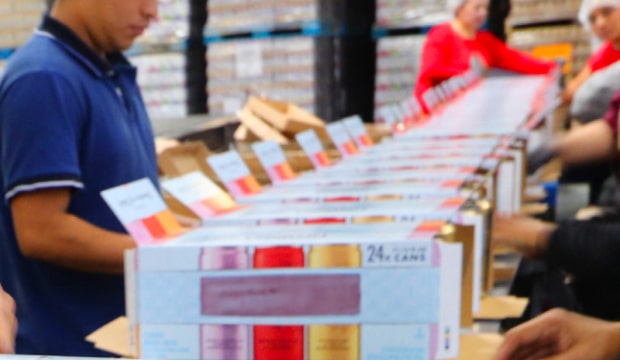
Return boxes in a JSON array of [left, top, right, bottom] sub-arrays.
[[204, 0, 377, 123], [138, 0, 190, 43], [207, 36, 338, 121], [509, 24, 590, 78], [509, 0, 582, 26], [374, 35, 426, 118], [129, 0, 191, 120], [206, 0, 330, 32], [132, 53, 188, 120], [0, 0, 45, 49], [375, 0, 449, 27]]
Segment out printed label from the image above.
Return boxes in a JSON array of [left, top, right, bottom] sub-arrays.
[[362, 243, 432, 268], [251, 141, 287, 169], [207, 151, 252, 184]]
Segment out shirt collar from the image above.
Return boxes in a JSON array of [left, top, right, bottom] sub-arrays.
[[38, 14, 132, 77]]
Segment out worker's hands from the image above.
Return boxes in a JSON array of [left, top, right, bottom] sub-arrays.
[[0, 284, 17, 354], [492, 216, 556, 258], [493, 309, 620, 360], [527, 144, 557, 175]]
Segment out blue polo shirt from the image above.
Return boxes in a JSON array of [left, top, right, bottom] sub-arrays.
[[0, 16, 158, 356]]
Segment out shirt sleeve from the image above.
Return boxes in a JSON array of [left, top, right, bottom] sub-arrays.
[[587, 43, 611, 72], [415, 27, 468, 94], [0, 71, 85, 202], [603, 91, 620, 136], [482, 32, 555, 74], [547, 220, 620, 280]]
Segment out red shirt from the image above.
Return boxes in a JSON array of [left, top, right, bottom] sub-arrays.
[[414, 23, 555, 101], [588, 41, 620, 73]]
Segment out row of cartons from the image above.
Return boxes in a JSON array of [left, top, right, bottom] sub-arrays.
[[142, 147, 489, 358], [96, 74, 558, 359]]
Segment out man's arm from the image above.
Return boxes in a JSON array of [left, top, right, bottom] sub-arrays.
[[554, 119, 616, 165], [0, 284, 16, 354], [11, 188, 136, 274], [528, 116, 617, 175]]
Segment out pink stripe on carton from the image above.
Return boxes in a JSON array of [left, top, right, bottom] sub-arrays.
[[201, 274, 360, 317]]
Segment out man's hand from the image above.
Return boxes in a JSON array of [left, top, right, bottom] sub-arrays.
[[494, 309, 620, 360], [0, 284, 16, 354], [492, 216, 556, 258]]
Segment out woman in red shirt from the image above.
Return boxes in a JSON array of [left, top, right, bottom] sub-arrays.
[[414, 0, 555, 105], [564, 0, 620, 103]]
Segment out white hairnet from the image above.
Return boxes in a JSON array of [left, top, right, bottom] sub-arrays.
[[578, 0, 620, 31], [446, 0, 468, 15]]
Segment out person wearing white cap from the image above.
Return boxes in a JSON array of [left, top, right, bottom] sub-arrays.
[[528, 0, 620, 210], [563, 0, 620, 104], [414, 0, 556, 111]]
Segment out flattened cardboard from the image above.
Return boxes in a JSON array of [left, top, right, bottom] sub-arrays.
[[475, 296, 528, 320], [455, 225, 475, 328], [238, 106, 289, 144], [233, 123, 260, 143], [247, 96, 329, 139], [238, 151, 272, 185], [459, 333, 504, 360], [85, 317, 132, 358], [163, 192, 201, 221]]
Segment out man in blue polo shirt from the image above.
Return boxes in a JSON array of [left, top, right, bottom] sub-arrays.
[[0, 0, 158, 356]]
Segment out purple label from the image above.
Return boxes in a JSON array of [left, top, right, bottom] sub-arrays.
[[201, 274, 361, 316]]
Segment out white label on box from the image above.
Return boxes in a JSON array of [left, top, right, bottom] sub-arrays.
[[140, 324, 200, 360], [378, 106, 397, 125], [161, 171, 226, 205], [235, 42, 263, 78], [327, 121, 353, 147], [391, 104, 405, 122], [362, 243, 432, 268], [207, 151, 251, 183], [361, 324, 430, 360], [343, 115, 367, 139], [437, 241, 462, 359], [101, 178, 167, 225], [407, 97, 421, 115], [497, 160, 515, 216], [400, 100, 413, 119], [296, 129, 324, 157], [511, 149, 523, 214], [251, 141, 287, 169]]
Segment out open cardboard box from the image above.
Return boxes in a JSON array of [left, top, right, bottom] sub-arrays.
[[246, 96, 330, 140], [236, 106, 289, 144], [157, 142, 215, 180]]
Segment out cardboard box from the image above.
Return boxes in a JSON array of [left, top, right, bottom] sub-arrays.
[[86, 317, 506, 360], [157, 142, 216, 180], [125, 229, 464, 360], [237, 106, 290, 144], [246, 96, 329, 139], [161, 169, 493, 322]]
